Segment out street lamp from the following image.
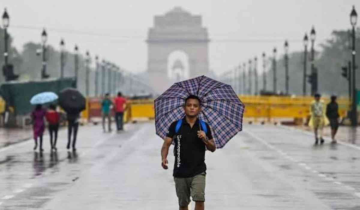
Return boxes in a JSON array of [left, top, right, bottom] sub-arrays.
[[243, 63, 246, 95], [41, 29, 49, 79], [108, 63, 112, 95], [85, 51, 90, 97], [350, 6, 358, 126], [95, 56, 99, 97], [254, 57, 258, 95], [2, 8, 9, 67], [248, 59, 252, 95], [74, 45, 79, 87], [273, 47, 277, 94], [262, 52, 267, 92], [310, 26, 317, 96], [303, 33, 309, 96], [284, 40, 289, 95], [101, 60, 106, 96], [60, 39, 65, 79]]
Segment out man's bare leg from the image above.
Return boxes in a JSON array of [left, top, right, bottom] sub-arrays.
[[195, 201, 204, 210]]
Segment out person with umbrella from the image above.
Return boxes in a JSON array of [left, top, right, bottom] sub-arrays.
[[58, 88, 86, 151], [31, 105, 46, 152], [46, 104, 60, 151], [161, 95, 216, 210], [156, 76, 244, 210], [30, 92, 58, 152]]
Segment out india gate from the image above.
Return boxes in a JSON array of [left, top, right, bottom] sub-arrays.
[[147, 7, 210, 93]]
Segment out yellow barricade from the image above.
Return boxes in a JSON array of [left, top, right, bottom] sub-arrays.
[[86, 96, 351, 122]]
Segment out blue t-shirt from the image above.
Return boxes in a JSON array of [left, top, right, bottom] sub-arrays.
[[102, 99, 112, 114]]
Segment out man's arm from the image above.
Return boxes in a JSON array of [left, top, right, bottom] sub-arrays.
[[161, 137, 173, 169], [203, 138, 216, 152], [197, 131, 216, 152]]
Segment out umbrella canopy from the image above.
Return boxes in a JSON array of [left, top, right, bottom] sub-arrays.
[[58, 88, 86, 113], [30, 92, 58, 105], [155, 75, 245, 148]]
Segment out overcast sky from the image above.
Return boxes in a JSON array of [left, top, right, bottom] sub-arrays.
[[1, 0, 359, 75]]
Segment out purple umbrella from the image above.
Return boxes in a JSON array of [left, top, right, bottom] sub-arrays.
[[155, 75, 245, 148]]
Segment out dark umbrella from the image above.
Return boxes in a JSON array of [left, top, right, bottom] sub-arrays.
[[155, 75, 245, 149], [58, 88, 86, 113]]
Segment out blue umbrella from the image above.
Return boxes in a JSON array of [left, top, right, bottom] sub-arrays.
[[155, 75, 245, 149], [30, 92, 58, 105]]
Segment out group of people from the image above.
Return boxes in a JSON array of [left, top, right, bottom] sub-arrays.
[[31, 104, 80, 152], [101, 92, 127, 132], [310, 93, 340, 145], [30, 91, 127, 152]]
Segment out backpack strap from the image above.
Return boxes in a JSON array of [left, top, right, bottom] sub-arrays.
[[199, 120, 208, 134], [175, 119, 183, 134]]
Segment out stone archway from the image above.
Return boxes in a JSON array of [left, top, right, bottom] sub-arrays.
[[147, 7, 210, 93], [167, 50, 189, 82]]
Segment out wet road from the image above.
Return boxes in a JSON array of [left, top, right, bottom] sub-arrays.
[[0, 123, 360, 209]]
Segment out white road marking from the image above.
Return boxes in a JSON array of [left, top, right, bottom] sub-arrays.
[[14, 189, 24, 194], [245, 129, 360, 199], [344, 186, 355, 191], [279, 125, 360, 151], [2, 195, 14, 200]]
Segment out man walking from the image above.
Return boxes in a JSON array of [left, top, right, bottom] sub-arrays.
[[101, 93, 113, 132], [114, 92, 127, 131], [326, 95, 340, 144], [309, 93, 327, 145], [161, 95, 216, 210]]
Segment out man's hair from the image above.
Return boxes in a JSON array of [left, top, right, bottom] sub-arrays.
[[331, 95, 337, 102], [184, 95, 201, 106], [105, 93, 110, 97], [314, 93, 321, 98], [49, 104, 56, 110], [118, 92, 122, 97]]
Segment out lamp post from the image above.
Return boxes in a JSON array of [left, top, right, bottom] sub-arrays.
[[95, 56, 99, 97], [85, 51, 90, 97], [60, 39, 65, 79], [41, 29, 49, 79], [350, 6, 358, 126], [254, 57, 258, 95], [262, 52, 266, 92], [2, 8, 9, 68], [113, 65, 117, 95], [101, 60, 106, 96], [273, 48, 277, 93], [284, 40, 289, 95], [74, 45, 79, 87], [243, 63, 246, 95], [310, 27, 317, 96], [108, 63, 112, 95], [248, 59, 252, 95], [303, 34, 309, 96]]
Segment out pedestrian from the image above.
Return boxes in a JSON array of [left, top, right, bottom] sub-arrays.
[[161, 95, 216, 210], [46, 104, 60, 151], [114, 92, 127, 131], [101, 93, 113, 132], [326, 95, 340, 144], [309, 93, 328, 145], [31, 104, 46, 152], [66, 111, 80, 151]]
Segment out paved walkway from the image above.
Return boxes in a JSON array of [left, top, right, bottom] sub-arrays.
[[1, 122, 360, 209], [0, 128, 32, 148]]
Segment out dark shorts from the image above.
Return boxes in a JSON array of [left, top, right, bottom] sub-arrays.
[[174, 172, 206, 207], [329, 118, 339, 130]]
